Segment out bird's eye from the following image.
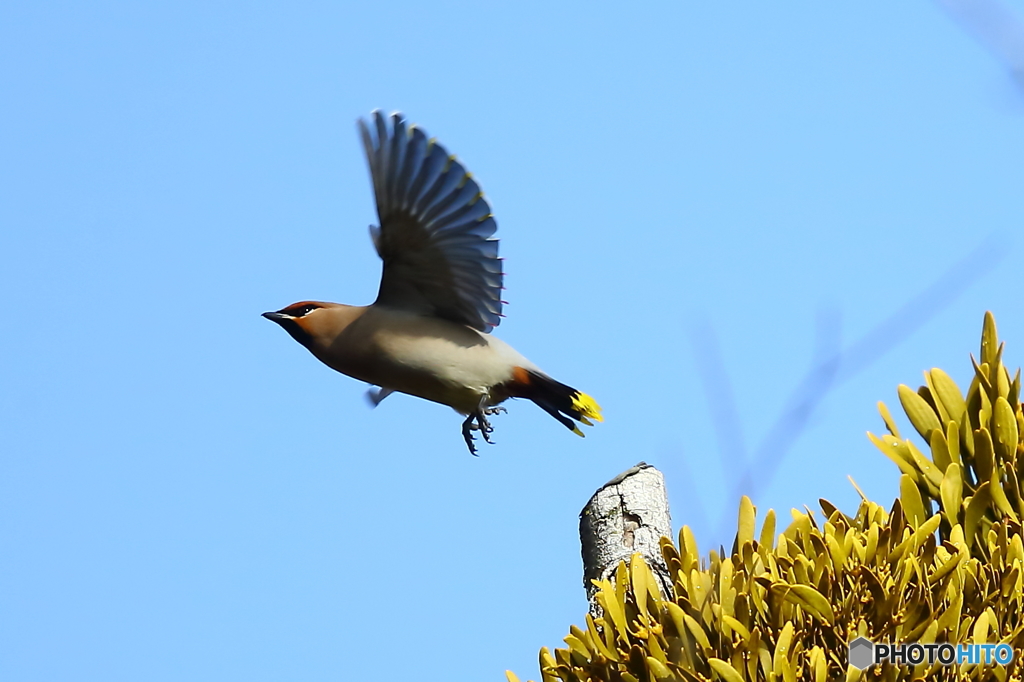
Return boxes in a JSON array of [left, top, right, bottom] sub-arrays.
[[281, 302, 322, 318]]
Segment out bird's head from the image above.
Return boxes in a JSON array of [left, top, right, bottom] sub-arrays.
[[262, 301, 330, 348]]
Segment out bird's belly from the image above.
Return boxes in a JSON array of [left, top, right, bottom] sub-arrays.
[[374, 335, 504, 412], [320, 314, 520, 413]]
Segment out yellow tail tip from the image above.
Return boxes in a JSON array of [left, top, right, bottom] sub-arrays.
[[571, 392, 603, 423]]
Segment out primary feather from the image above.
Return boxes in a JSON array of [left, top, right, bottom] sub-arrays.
[[358, 111, 503, 333]]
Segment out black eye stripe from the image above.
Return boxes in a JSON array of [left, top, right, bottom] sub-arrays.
[[281, 303, 322, 317]]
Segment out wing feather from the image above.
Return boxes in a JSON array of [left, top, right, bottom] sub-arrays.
[[359, 111, 504, 332]]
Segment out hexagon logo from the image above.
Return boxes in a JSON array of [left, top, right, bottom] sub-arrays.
[[848, 637, 874, 670]]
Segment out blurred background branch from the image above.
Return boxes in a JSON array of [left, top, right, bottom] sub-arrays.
[[690, 233, 1009, 542], [935, 0, 1024, 97]]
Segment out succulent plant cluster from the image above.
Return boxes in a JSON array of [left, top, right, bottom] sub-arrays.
[[510, 313, 1024, 682]]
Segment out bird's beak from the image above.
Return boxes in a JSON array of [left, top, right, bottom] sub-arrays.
[[262, 311, 292, 324], [263, 310, 312, 347]]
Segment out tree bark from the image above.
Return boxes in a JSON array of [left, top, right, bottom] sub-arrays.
[[579, 462, 674, 611]]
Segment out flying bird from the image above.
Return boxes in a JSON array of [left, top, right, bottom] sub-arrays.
[[263, 111, 602, 454]]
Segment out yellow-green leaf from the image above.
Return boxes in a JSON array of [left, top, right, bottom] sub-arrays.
[[899, 384, 942, 442], [538, 648, 558, 682], [708, 658, 746, 682], [900, 474, 927, 528], [630, 554, 650, 618], [878, 401, 901, 437], [890, 513, 941, 562], [994, 347, 1009, 398], [824, 532, 847, 570], [646, 656, 672, 680], [597, 579, 628, 637], [585, 613, 618, 662], [809, 647, 827, 682], [936, 588, 964, 637], [682, 612, 712, 651], [981, 311, 999, 366], [989, 464, 1018, 522], [737, 496, 755, 549], [960, 410, 975, 457], [680, 525, 698, 575], [975, 427, 996, 483], [664, 602, 687, 647], [907, 440, 943, 493], [965, 482, 993, 547], [946, 419, 961, 466], [993, 396, 1019, 461], [868, 432, 919, 480], [940, 463, 963, 526], [972, 609, 992, 644], [759, 508, 776, 554], [563, 635, 590, 660], [928, 429, 951, 474], [929, 368, 967, 425], [930, 545, 964, 583], [789, 584, 836, 625], [1010, 369, 1021, 410], [773, 621, 795, 670], [721, 614, 751, 641], [770, 582, 836, 625]]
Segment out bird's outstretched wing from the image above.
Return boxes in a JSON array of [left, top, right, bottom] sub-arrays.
[[358, 111, 503, 333]]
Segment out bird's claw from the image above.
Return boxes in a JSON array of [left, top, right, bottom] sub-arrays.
[[461, 407, 501, 455]]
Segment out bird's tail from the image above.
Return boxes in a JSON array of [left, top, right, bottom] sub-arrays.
[[512, 368, 603, 436]]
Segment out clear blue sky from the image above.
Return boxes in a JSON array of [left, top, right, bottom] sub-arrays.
[[3, 2, 1023, 680]]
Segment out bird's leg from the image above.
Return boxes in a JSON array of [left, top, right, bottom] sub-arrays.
[[474, 411, 495, 444], [474, 396, 503, 445], [460, 401, 505, 455]]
